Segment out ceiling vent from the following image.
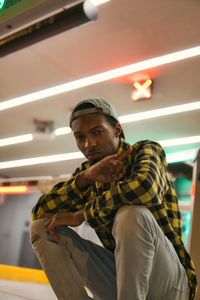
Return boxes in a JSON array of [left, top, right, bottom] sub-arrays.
[[33, 118, 55, 140]]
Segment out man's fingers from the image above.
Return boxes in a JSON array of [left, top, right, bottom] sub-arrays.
[[44, 219, 51, 227], [45, 218, 61, 243], [111, 173, 123, 181], [115, 161, 122, 175], [117, 147, 132, 161], [49, 226, 60, 243], [43, 214, 60, 243]]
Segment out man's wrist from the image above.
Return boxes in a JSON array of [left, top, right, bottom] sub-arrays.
[[76, 170, 93, 190], [74, 209, 85, 225], [78, 209, 85, 223]]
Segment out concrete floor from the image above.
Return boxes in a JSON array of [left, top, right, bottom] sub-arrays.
[[0, 280, 57, 300], [0, 279, 94, 300]]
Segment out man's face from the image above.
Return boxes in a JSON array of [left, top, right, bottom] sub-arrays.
[[71, 114, 121, 163]]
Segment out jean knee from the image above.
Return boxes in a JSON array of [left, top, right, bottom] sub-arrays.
[[112, 205, 151, 239], [30, 218, 48, 245]]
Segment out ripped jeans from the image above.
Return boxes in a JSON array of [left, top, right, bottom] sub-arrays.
[[30, 205, 189, 300]]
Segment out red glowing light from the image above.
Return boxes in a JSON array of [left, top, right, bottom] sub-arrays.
[[191, 182, 196, 198], [132, 79, 152, 101], [0, 185, 29, 194]]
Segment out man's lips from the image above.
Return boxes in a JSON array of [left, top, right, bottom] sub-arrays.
[[86, 152, 101, 159]]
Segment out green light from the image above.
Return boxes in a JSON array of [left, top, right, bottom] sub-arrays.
[[186, 212, 191, 222], [0, 0, 5, 10]]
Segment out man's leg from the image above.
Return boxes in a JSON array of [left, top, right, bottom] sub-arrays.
[[112, 205, 189, 300], [30, 218, 117, 300]]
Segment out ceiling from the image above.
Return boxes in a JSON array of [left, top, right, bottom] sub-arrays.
[[0, 0, 200, 180]]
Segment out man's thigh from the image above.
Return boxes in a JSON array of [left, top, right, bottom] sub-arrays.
[[143, 211, 189, 300], [113, 205, 189, 300]]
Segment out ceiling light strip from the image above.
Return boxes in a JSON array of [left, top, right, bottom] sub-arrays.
[[0, 174, 71, 183], [119, 100, 200, 123], [0, 134, 33, 147], [0, 147, 198, 169], [0, 152, 84, 169], [158, 135, 200, 147], [0, 46, 200, 111], [90, 0, 110, 5], [54, 127, 72, 136], [166, 149, 196, 163], [0, 176, 53, 183]]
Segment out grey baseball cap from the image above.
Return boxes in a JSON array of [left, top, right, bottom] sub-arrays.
[[69, 98, 119, 127]]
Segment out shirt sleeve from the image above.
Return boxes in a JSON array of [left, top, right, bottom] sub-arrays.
[[83, 141, 169, 230], [31, 161, 91, 220]]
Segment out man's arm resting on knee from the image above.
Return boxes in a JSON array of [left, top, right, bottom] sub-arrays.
[[38, 210, 85, 243], [31, 161, 92, 220]]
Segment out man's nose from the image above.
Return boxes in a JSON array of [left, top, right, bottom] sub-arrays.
[[85, 136, 96, 149]]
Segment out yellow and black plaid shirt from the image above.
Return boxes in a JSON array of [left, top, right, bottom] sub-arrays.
[[32, 138, 197, 299]]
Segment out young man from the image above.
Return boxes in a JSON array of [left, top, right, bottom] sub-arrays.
[[30, 98, 196, 300]]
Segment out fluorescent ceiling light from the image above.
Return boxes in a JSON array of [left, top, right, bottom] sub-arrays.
[[0, 134, 33, 147], [0, 175, 72, 183], [0, 46, 200, 111], [0, 147, 198, 169], [0, 176, 53, 182], [0, 128, 72, 147], [166, 149, 196, 163], [90, 0, 110, 5], [0, 152, 84, 169], [119, 101, 200, 123], [158, 135, 200, 148], [54, 127, 72, 136]]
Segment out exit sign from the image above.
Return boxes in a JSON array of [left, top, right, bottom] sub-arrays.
[[132, 79, 153, 101]]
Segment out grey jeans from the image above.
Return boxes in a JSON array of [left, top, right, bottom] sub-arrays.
[[30, 205, 189, 300]]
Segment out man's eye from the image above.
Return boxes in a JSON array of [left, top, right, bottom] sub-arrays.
[[76, 135, 84, 141], [93, 130, 102, 136]]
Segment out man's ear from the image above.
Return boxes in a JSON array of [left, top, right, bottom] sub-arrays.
[[115, 123, 122, 137]]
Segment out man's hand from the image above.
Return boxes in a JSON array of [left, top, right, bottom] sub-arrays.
[[78, 147, 132, 185], [38, 210, 85, 243]]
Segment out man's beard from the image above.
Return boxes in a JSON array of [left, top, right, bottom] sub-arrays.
[[89, 158, 100, 165]]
